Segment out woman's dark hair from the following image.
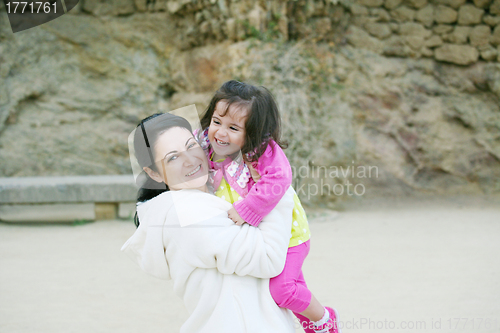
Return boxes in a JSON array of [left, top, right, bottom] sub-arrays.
[[133, 112, 192, 227], [200, 80, 288, 162]]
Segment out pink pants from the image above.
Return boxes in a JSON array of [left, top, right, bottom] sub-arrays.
[[269, 239, 312, 313]]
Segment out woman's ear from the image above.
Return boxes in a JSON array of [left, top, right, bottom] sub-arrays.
[[143, 166, 165, 184]]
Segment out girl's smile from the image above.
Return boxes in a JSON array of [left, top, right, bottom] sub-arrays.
[[208, 100, 247, 158], [214, 138, 230, 146]]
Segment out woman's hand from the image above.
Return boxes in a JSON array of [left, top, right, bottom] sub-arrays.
[[228, 206, 246, 226]]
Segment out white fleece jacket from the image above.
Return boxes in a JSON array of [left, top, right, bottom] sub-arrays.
[[121, 187, 296, 333]]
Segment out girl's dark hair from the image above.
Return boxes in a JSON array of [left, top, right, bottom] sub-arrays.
[[200, 80, 287, 162], [133, 112, 192, 227]]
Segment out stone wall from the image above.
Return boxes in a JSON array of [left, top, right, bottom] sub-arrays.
[[35, 0, 500, 63], [346, 0, 500, 64], [0, 0, 499, 205], [68, 0, 351, 49], [4, 0, 496, 63]]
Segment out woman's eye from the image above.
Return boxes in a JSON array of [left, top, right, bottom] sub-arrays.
[[168, 155, 177, 162], [188, 142, 197, 149]]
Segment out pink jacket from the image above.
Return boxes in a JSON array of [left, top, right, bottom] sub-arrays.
[[196, 128, 293, 227]]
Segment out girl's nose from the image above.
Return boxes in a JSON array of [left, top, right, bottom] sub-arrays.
[[217, 127, 227, 137]]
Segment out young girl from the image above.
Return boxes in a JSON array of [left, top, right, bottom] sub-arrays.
[[196, 80, 341, 333]]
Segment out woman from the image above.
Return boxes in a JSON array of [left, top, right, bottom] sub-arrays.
[[121, 113, 296, 333]]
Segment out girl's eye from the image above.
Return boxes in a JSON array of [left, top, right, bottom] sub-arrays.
[[230, 127, 238, 131], [212, 119, 220, 125]]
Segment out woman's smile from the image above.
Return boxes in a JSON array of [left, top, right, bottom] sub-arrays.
[[150, 126, 209, 191], [186, 164, 202, 177]]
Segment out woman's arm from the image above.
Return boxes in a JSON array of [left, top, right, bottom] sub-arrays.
[[166, 188, 294, 278]]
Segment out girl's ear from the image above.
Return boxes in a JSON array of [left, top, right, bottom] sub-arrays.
[[143, 166, 165, 184]]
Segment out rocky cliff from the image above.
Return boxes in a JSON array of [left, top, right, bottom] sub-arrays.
[[0, 0, 499, 205]]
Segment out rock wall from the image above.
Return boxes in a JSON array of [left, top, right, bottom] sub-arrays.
[[0, 0, 499, 206], [38, 0, 500, 64], [346, 0, 500, 64], [73, 0, 350, 49]]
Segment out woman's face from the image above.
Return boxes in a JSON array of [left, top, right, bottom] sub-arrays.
[[151, 127, 209, 191]]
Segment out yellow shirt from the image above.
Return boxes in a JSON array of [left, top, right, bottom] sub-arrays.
[[215, 177, 311, 248]]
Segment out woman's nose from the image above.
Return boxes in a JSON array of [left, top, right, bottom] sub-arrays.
[[183, 151, 197, 166]]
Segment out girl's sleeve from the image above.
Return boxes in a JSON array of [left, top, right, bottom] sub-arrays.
[[233, 142, 292, 227], [168, 189, 294, 278]]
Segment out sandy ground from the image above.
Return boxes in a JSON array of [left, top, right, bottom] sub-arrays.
[[1, 198, 499, 333]]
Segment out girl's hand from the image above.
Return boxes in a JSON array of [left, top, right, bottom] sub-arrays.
[[228, 206, 246, 226], [246, 162, 261, 182]]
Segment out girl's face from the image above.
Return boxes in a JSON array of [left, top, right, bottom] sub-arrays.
[[151, 127, 209, 191], [208, 100, 247, 157]]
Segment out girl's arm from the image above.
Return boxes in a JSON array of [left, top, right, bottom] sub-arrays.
[[233, 141, 292, 227]]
